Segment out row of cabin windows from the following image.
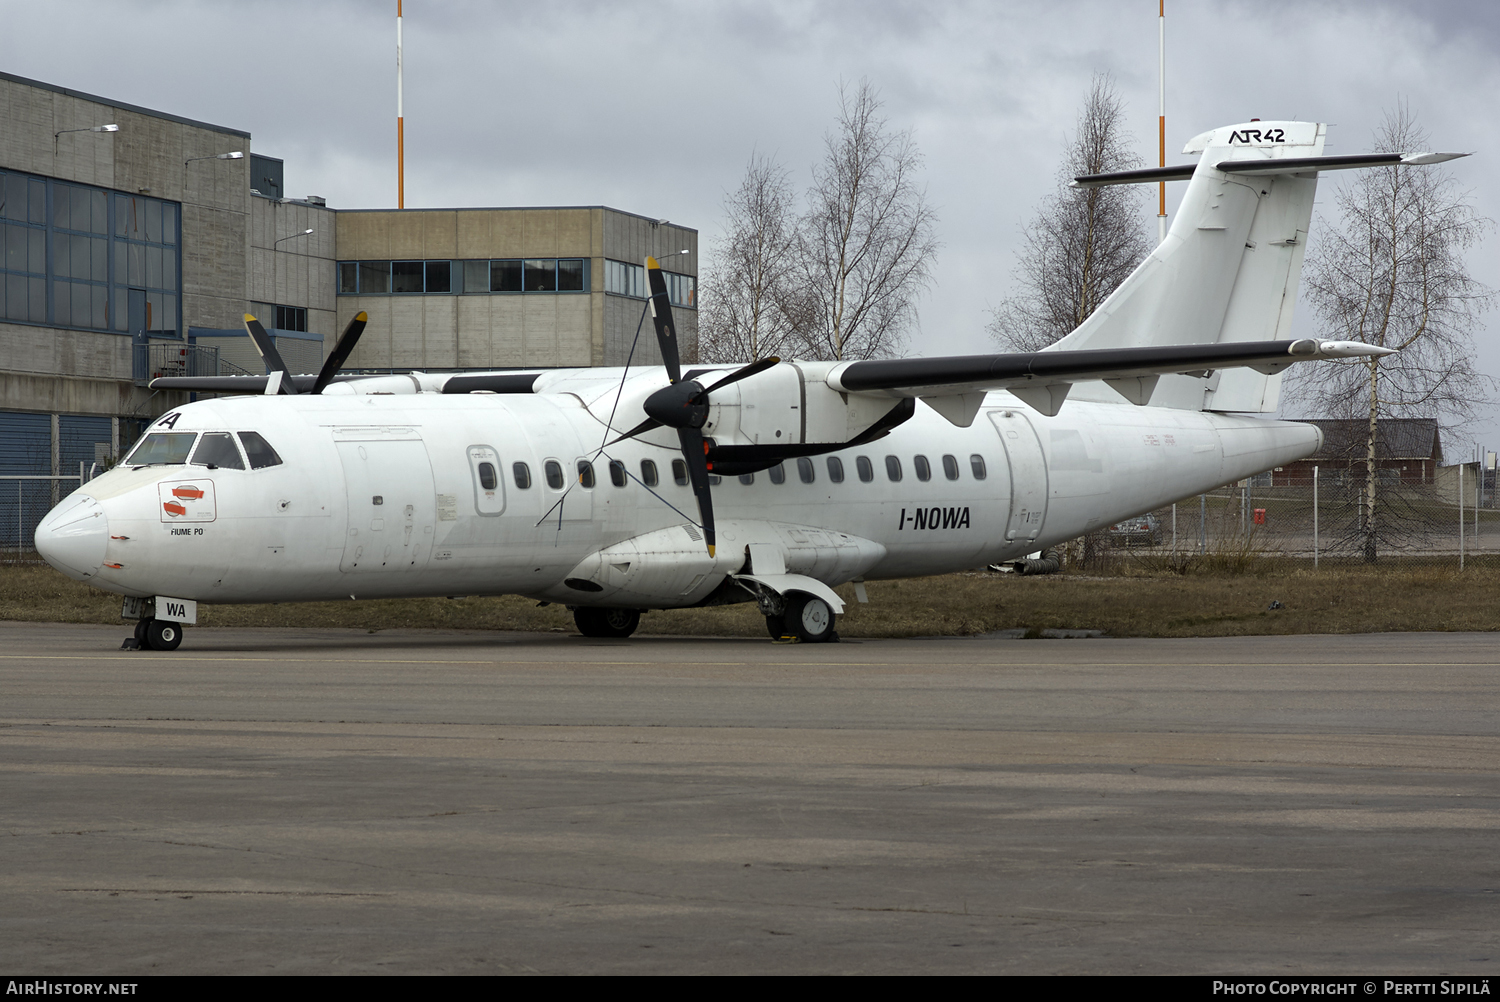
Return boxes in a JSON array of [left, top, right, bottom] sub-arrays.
[[472, 453, 989, 493]]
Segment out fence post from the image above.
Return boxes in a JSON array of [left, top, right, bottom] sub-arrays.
[[1459, 463, 1465, 571], [1199, 494, 1207, 555], [1313, 465, 1319, 570], [1171, 503, 1177, 553]]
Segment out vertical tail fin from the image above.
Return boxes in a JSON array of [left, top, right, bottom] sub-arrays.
[[1053, 121, 1326, 411]]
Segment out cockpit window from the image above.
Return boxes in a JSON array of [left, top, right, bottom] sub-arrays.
[[191, 432, 246, 470], [125, 432, 197, 466], [238, 432, 283, 470]]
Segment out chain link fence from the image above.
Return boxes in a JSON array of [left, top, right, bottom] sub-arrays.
[[1074, 472, 1500, 572], [0, 472, 87, 565]]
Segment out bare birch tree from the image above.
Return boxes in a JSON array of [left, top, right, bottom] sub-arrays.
[[699, 155, 802, 363], [1293, 105, 1493, 562], [796, 80, 938, 361], [988, 73, 1148, 352]]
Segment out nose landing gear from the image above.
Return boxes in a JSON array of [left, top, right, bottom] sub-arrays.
[[123, 617, 184, 651]]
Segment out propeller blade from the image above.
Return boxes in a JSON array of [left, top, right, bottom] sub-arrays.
[[310, 311, 368, 394], [645, 256, 681, 384], [701, 356, 780, 396], [244, 314, 298, 394], [678, 427, 716, 557], [605, 415, 664, 448]]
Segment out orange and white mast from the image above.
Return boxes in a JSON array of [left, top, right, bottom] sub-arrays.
[[397, 1, 405, 209], [1157, 0, 1166, 244]]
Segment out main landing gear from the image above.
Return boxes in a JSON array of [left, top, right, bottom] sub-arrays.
[[573, 607, 642, 639], [765, 593, 838, 644], [127, 617, 183, 651]]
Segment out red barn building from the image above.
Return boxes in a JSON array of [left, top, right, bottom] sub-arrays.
[[1272, 419, 1443, 487]]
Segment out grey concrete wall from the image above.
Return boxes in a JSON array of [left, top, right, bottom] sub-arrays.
[[248, 195, 338, 350], [0, 74, 251, 419], [599, 210, 699, 366], [335, 207, 603, 369]]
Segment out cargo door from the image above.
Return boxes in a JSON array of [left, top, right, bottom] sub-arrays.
[[337, 434, 436, 573]]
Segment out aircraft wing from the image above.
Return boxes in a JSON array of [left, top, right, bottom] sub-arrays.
[[824, 338, 1391, 417]]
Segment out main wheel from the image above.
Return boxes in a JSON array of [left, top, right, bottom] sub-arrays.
[[573, 607, 641, 639], [145, 618, 183, 651], [764, 612, 788, 640], [134, 618, 151, 649], [785, 594, 836, 643]]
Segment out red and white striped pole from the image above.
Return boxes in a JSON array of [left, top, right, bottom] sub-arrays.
[[397, 0, 405, 209], [1157, 0, 1167, 244]]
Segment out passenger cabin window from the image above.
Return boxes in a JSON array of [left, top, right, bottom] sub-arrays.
[[672, 459, 688, 486], [545, 460, 565, 490], [885, 456, 902, 482], [190, 432, 245, 470], [914, 455, 931, 482], [238, 432, 283, 470], [577, 460, 595, 489], [942, 454, 960, 481], [739, 473, 755, 485], [126, 432, 196, 466], [641, 460, 659, 487], [512, 462, 532, 489], [970, 454, 988, 480], [826, 457, 844, 483], [609, 460, 627, 488], [797, 457, 815, 484], [856, 456, 874, 483], [769, 463, 786, 485]]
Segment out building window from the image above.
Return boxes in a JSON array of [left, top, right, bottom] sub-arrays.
[[604, 258, 695, 308], [338, 258, 587, 296], [0, 168, 180, 335], [490, 260, 522, 292], [392, 260, 424, 294], [251, 303, 308, 332], [358, 261, 390, 294]]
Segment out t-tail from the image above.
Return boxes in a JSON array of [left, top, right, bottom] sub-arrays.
[[1054, 121, 1466, 413]]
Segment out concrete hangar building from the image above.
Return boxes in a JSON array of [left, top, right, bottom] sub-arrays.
[[0, 70, 698, 545]]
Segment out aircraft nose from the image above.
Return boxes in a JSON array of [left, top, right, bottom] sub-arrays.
[[35, 494, 109, 581]]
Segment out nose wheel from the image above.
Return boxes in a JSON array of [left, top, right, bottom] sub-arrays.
[[126, 618, 184, 651]]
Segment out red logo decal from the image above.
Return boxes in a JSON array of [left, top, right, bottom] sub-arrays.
[[172, 486, 205, 500], [163, 501, 187, 517]]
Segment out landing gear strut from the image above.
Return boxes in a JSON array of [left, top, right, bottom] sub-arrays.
[[574, 607, 642, 639]]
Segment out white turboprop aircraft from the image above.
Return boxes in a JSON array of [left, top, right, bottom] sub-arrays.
[[36, 121, 1459, 650]]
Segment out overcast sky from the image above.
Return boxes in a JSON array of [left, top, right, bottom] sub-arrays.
[[4, 0, 1497, 450]]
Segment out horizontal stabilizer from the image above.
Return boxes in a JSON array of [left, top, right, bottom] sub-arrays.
[[1074, 151, 1469, 187]]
